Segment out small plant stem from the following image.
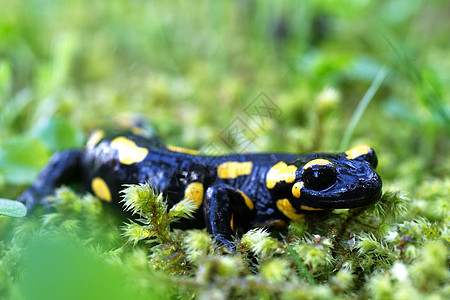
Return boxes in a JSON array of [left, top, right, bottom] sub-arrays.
[[340, 67, 388, 150], [286, 245, 315, 285]]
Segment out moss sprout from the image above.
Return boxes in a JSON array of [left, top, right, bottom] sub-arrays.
[[330, 269, 354, 292], [240, 228, 283, 259], [121, 183, 196, 246], [184, 230, 215, 263], [410, 241, 449, 292], [260, 258, 290, 282]]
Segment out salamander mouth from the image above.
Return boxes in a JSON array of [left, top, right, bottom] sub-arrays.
[[296, 191, 381, 210], [309, 190, 382, 209]]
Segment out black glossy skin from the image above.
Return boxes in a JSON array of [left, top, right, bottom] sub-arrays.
[[18, 128, 382, 248]]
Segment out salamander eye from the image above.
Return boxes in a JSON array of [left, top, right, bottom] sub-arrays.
[[302, 159, 337, 191]]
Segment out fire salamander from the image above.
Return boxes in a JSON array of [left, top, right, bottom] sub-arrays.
[[18, 125, 382, 249]]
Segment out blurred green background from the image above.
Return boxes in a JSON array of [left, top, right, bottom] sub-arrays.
[[0, 1, 449, 298], [1, 0, 449, 197]]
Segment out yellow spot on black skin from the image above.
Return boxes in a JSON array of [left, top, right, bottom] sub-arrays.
[[110, 137, 149, 165], [131, 126, 151, 138], [91, 177, 111, 202], [167, 144, 201, 155], [238, 189, 254, 210], [258, 219, 288, 229], [345, 144, 371, 160], [276, 199, 304, 222], [266, 162, 298, 189], [217, 161, 253, 179], [230, 214, 235, 231], [303, 159, 333, 170], [86, 130, 105, 148], [184, 182, 204, 209], [292, 182, 304, 198], [300, 206, 325, 211]]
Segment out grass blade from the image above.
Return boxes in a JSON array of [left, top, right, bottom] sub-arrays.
[[286, 245, 315, 285], [340, 67, 388, 150]]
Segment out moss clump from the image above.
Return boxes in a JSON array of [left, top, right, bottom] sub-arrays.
[[114, 184, 450, 298], [0, 180, 447, 299]]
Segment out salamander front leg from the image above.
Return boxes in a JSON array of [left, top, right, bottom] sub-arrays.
[[17, 150, 83, 211], [203, 184, 255, 249]]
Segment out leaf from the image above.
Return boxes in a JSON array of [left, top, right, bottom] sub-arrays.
[[0, 135, 51, 184], [0, 198, 27, 217], [30, 118, 84, 152]]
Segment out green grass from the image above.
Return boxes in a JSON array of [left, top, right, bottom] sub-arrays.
[[0, 0, 449, 299]]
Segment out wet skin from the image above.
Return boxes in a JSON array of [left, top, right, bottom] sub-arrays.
[[18, 128, 382, 248]]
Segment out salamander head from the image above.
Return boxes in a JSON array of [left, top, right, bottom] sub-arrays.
[[294, 145, 381, 210], [268, 145, 382, 212]]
